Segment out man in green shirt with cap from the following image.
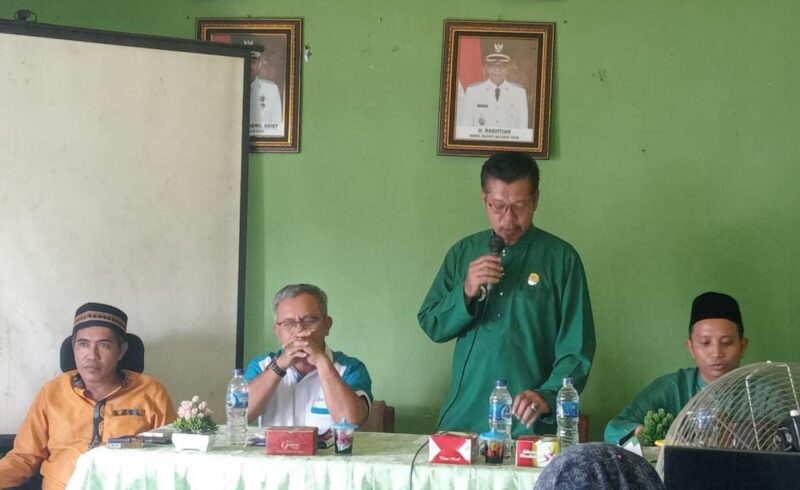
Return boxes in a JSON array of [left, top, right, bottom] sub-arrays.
[[604, 291, 749, 444], [418, 152, 596, 436]]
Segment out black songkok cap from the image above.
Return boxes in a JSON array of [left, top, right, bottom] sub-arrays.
[[689, 292, 743, 334], [73, 302, 127, 336]]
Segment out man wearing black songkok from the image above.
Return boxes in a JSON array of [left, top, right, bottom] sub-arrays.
[[604, 292, 749, 444]]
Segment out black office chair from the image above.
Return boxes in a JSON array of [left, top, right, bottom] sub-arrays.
[[0, 433, 14, 457], [60, 333, 145, 373]]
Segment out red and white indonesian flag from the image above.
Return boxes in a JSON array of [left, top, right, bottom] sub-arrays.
[[455, 37, 483, 127], [458, 37, 484, 96], [209, 33, 232, 43]]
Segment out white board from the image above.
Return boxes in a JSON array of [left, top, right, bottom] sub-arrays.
[[0, 22, 249, 433]]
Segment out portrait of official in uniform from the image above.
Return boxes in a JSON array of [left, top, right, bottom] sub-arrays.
[[456, 40, 534, 139], [438, 21, 554, 158], [197, 18, 303, 153], [247, 37, 286, 138]]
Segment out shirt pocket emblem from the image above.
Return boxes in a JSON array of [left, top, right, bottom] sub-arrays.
[[309, 397, 330, 415], [111, 408, 144, 416]]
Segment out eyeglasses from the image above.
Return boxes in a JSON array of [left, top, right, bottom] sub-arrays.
[[276, 316, 321, 331], [485, 199, 533, 216]]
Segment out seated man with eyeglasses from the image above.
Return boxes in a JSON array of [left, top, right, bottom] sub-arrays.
[[245, 284, 373, 433]]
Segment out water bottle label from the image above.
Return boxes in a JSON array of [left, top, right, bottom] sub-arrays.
[[693, 408, 713, 429], [227, 390, 248, 409], [488, 402, 511, 421], [558, 401, 578, 418]]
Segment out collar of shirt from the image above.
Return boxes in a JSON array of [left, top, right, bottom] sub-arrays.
[[507, 226, 537, 249], [71, 369, 130, 399], [694, 368, 708, 391]]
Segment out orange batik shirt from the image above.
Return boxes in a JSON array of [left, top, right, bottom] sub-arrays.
[[0, 370, 174, 490]]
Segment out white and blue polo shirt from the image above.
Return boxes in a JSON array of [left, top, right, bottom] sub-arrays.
[[244, 346, 373, 433]]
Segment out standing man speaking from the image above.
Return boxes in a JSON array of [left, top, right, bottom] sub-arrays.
[[418, 152, 595, 436]]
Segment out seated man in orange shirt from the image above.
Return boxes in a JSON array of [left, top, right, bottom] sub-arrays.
[[0, 303, 175, 490]]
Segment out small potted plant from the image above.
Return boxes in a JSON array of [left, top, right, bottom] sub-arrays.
[[640, 408, 674, 462], [172, 396, 218, 452]]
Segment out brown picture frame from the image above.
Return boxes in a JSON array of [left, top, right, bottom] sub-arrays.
[[438, 20, 554, 158], [197, 18, 302, 153]]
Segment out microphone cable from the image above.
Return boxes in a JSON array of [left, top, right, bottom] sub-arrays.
[[410, 234, 506, 490], [408, 437, 429, 490], [433, 283, 493, 431], [412, 298, 490, 490], [434, 233, 505, 431]]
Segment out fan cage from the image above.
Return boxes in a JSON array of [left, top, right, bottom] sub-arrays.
[[656, 361, 800, 476]]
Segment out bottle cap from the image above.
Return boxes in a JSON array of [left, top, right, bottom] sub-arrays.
[[562, 377, 572, 387], [495, 379, 508, 387], [233, 368, 243, 376], [331, 418, 358, 430], [479, 429, 506, 441]]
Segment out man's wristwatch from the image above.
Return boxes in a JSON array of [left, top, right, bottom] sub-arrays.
[[267, 359, 286, 377]]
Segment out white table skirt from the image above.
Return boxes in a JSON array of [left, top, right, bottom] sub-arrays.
[[67, 431, 541, 490]]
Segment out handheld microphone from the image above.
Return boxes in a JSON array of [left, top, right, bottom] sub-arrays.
[[489, 233, 506, 255], [479, 234, 507, 300]]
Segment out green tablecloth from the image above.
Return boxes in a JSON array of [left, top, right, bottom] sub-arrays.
[[66, 432, 541, 489]]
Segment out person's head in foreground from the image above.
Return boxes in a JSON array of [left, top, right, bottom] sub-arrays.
[[534, 443, 665, 490], [687, 291, 748, 383]]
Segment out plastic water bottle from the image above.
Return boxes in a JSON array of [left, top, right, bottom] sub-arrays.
[[556, 377, 580, 449], [692, 407, 717, 447], [226, 368, 249, 446], [488, 379, 513, 460]]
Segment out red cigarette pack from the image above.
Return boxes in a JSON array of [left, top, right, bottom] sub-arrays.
[[429, 432, 477, 465], [515, 435, 541, 467], [265, 426, 318, 456]]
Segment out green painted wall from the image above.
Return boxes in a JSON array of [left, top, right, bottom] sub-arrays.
[[9, 1, 800, 440]]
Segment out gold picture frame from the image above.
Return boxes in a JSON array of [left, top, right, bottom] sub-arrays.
[[438, 20, 554, 158], [197, 18, 302, 153]]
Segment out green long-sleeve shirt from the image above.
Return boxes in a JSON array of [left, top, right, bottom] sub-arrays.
[[417, 227, 595, 436], [604, 367, 706, 445]]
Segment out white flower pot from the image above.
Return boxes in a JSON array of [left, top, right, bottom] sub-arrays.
[[172, 432, 215, 452], [641, 445, 661, 463]]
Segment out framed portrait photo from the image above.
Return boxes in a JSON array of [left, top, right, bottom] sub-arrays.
[[197, 18, 302, 153], [438, 20, 554, 158]]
